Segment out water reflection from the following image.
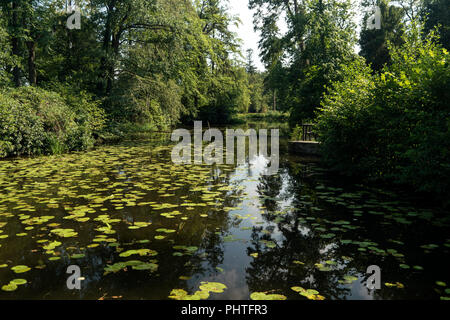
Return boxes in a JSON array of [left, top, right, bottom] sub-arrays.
[[0, 130, 449, 300]]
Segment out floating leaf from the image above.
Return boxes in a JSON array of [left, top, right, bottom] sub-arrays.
[[119, 249, 157, 257], [169, 289, 188, 300], [43, 241, 62, 251], [50, 228, 78, 238], [1, 283, 17, 292], [385, 282, 404, 289], [199, 282, 227, 293], [11, 265, 31, 274], [250, 292, 287, 300], [131, 262, 158, 272], [10, 279, 27, 285]]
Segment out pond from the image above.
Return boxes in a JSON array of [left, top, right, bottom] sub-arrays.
[[0, 123, 449, 300]]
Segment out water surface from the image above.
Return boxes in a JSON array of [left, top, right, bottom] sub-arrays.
[[0, 126, 449, 300]]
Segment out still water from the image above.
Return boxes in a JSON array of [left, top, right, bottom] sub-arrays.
[[0, 124, 449, 300]]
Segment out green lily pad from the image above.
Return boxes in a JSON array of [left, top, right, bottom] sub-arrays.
[[199, 282, 227, 293], [131, 262, 158, 272], [1, 283, 17, 292], [250, 292, 287, 300], [10, 279, 27, 285], [11, 265, 31, 273], [119, 249, 157, 257]]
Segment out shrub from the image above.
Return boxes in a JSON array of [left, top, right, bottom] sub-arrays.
[[0, 93, 45, 157], [317, 24, 450, 201], [317, 57, 377, 176], [0, 86, 105, 157]]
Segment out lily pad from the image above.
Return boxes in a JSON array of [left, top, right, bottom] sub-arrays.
[[10, 279, 27, 285], [1, 283, 17, 292], [250, 292, 287, 300], [11, 265, 31, 274], [199, 282, 227, 293]]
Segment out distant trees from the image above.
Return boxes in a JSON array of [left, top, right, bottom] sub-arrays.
[[0, 0, 269, 157], [249, 0, 357, 123], [246, 49, 270, 113]]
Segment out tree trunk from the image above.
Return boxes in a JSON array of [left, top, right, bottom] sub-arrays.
[[11, 0, 21, 87], [273, 89, 277, 111], [98, 7, 112, 95], [26, 41, 37, 86]]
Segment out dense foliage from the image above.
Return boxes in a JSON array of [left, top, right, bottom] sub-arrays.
[[0, 86, 104, 157], [1, 0, 449, 202], [249, 0, 357, 123], [248, 0, 449, 201], [0, 0, 269, 157], [317, 24, 450, 199]]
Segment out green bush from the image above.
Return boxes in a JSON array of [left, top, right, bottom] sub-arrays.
[[317, 57, 377, 176], [0, 93, 45, 157], [317, 24, 450, 200], [0, 86, 105, 157]]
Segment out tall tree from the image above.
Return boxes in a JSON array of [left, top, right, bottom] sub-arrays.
[[360, 0, 405, 72], [422, 0, 450, 50], [246, 48, 257, 74], [250, 0, 357, 121]]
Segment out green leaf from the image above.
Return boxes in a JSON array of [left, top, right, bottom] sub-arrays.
[[250, 292, 287, 300], [11, 265, 31, 273]]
